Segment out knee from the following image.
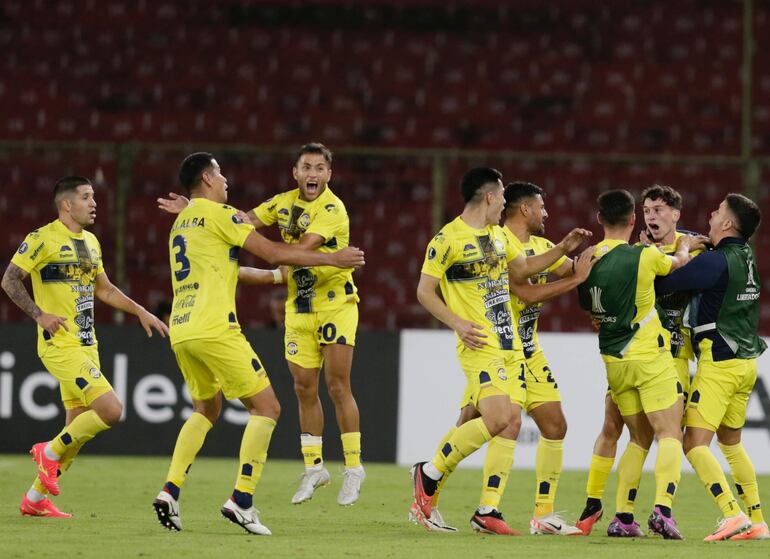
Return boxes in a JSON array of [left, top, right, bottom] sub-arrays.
[[293, 379, 318, 403], [541, 416, 567, 440], [488, 410, 518, 438], [630, 431, 654, 450], [601, 416, 623, 442], [326, 380, 351, 404], [99, 401, 123, 426]]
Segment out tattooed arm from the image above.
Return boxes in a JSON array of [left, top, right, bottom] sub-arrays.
[[1, 263, 68, 335]]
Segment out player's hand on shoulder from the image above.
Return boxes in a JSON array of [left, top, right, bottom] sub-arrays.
[[334, 246, 365, 269], [685, 234, 710, 253], [573, 245, 596, 282], [235, 210, 254, 226], [157, 192, 190, 215], [137, 307, 170, 338], [36, 312, 68, 336], [558, 228, 593, 253], [452, 319, 487, 350]]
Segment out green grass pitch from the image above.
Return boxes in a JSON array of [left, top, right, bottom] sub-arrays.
[[1, 455, 768, 558]]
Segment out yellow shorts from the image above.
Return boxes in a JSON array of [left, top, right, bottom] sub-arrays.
[[285, 302, 358, 369], [40, 344, 113, 410], [606, 355, 679, 417], [673, 357, 691, 403], [523, 350, 561, 413], [458, 347, 526, 409], [172, 332, 271, 401], [685, 356, 757, 432]]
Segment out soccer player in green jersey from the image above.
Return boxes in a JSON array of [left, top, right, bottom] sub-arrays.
[[577, 190, 693, 539], [656, 194, 767, 541], [152, 153, 364, 535], [2, 176, 169, 518]]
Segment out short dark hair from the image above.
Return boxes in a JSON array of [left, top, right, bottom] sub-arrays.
[[179, 152, 215, 192], [504, 181, 544, 210], [725, 193, 761, 240], [54, 176, 91, 202], [296, 142, 332, 166], [597, 190, 635, 226], [460, 167, 502, 204], [641, 184, 682, 210]]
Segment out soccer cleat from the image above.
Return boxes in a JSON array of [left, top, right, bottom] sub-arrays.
[[408, 502, 458, 533], [729, 522, 770, 540], [530, 513, 583, 535], [221, 498, 271, 535], [703, 512, 751, 541], [647, 507, 684, 540], [410, 462, 436, 519], [337, 465, 365, 506], [291, 466, 331, 504], [470, 509, 521, 536], [575, 508, 603, 536], [153, 490, 182, 531], [30, 442, 61, 496], [607, 516, 645, 537], [19, 495, 71, 518]]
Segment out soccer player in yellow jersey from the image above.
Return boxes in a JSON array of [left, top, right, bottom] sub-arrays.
[[577, 185, 703, 535], [410, 168, 592, 535], [577, 190, 694, 539], [152, 153, 364, 535], [1, 176, 169, 518]]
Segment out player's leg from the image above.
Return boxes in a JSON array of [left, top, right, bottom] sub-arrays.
[[683, 356, 752, 541], [577, 392, 623, 533], [322, 342, 365, 505]]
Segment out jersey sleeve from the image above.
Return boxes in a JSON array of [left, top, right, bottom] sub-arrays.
[[421, 231, 454, 278], [305, 201, 346, 242], [252, 195, 279, 226], [642, 245, 673, 276], [10, 231, 54, 273], [541, 238, 567, 273], [94, 237, 105, 275], [215, 206, 256, 248], [500, 227, 522, 263]]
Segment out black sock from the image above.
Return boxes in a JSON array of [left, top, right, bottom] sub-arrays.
[[580, 497, 603, 520], [656, 505, 672, 518], [617, 512, 634, 524], [163, 482, 180, 500], [420, 469, 439, 496]]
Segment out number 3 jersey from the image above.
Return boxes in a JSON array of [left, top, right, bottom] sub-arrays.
[[253, 186, 358, 315], [11, 219, 105, 354], [421, 217, 521, 352], [168, 198, 255, 345]]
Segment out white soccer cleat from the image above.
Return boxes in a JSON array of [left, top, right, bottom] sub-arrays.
[[530, 512, 583, 536], [292, 466, 331, 504], [409, 502, 458, 533], [220, 499, 271, 536], [337, 465, 365, 506], [153, 490, 182, 531]]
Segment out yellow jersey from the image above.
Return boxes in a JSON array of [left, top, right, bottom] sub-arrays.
[[502, 227, 566, 358], [253, 186, 357, 314], [593, 239, 673, 363], [168, 198, 255, 344], [422, 217, 521, 351], [11, 219, 105, 354]]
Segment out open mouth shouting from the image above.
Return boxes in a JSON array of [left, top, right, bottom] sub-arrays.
[[305, 180, 319, 197]]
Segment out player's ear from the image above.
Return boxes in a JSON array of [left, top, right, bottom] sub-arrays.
[[292, 166, 299, 181]]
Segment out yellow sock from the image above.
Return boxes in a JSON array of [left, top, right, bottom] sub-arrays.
[[432, 426, 457, 507], [432, 418, 491, 474], [50, 410, 109, 456], [234, 416, 276, 494], [341, 432, 362, 468], [686, 445, 740, 518], [586, 454, 615, 500], [719, 442, 764, 523], [480, 437, 516, 508], [654, 438, 682, 508], [166, 412, 213, 487], [300, 434, 323, 469], [534, 437, 563, 517], [615, 443, 648, 514]]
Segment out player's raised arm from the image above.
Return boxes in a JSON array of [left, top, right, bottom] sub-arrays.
[[94, 272, 169, 338], [1, 262, 69, 335], [509, 245, 595, 305], [509, 227, 592, 280], [159, 193, 266, 229], [242, 230, 364, 269], [416, 273, 487, 349]]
